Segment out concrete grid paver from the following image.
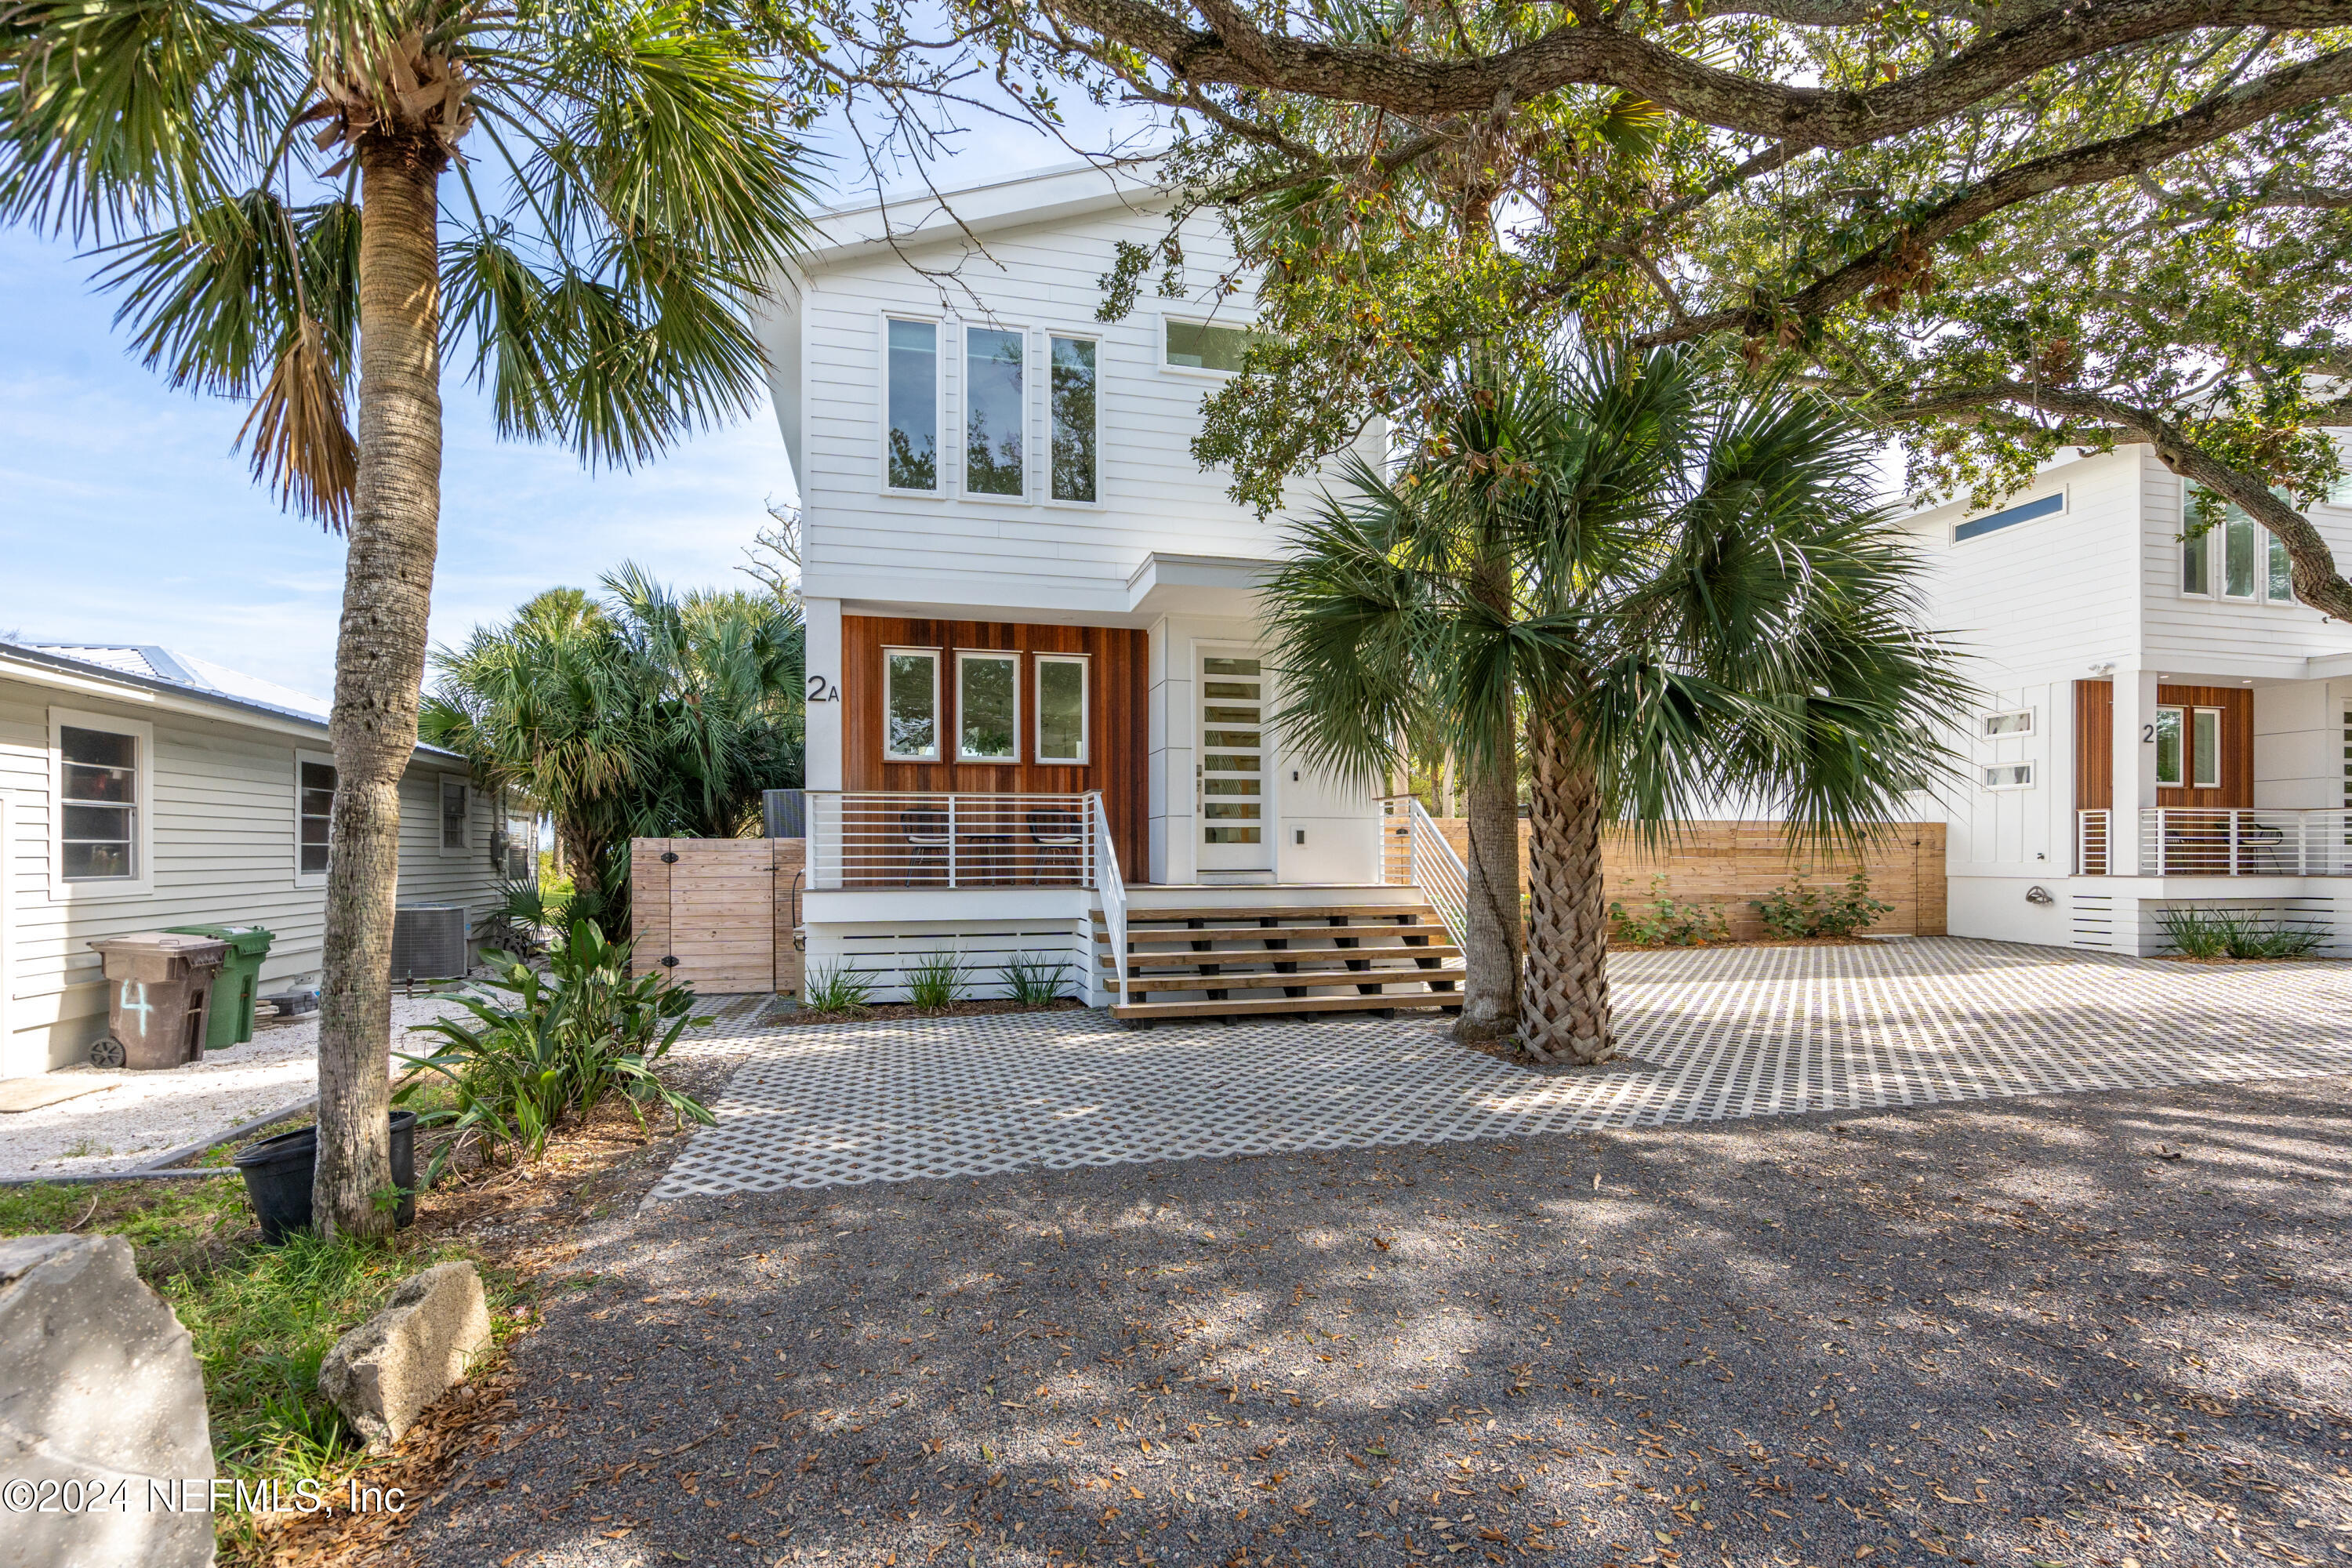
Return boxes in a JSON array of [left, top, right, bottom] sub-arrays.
[[647, 938, 2352, 1198]]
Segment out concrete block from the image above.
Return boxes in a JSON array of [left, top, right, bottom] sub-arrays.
[[318, 1261, 492, 1449], [0, 1234, 216, 1568]]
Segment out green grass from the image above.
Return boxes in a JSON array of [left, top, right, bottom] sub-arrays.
[[0, 1175, 507, 1485]]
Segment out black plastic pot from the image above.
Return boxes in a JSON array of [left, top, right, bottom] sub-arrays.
[[231, 1111, 417, 1244]]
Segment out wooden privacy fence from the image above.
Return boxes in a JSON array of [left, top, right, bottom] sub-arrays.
[[1403, 818, 1946, 938], [630, 837, 805, 996]]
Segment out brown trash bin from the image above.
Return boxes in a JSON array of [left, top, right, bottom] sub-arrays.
[[86, 932, 230, 1070]]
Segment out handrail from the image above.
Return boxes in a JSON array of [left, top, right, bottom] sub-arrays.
[[1405, 799, 1471, 944], [803, 789, 1095, 890], [2082, 807, 2352, 876], [1088, 790, 1127, 1008]]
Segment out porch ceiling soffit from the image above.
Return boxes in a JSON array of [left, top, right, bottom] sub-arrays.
[[835, 554, 1275, 630]]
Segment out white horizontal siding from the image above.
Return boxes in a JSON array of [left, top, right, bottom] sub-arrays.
[[2140, 449, 2352, 674], [789, 201, 1380, 608], [1, 677, 506, 1073]]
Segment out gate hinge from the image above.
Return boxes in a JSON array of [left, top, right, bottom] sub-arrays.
[[660, 851, 679, 863], [661, 955, 680, 967]]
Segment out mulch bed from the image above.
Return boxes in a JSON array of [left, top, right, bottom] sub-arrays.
[[786, 998, 1091, 1025]]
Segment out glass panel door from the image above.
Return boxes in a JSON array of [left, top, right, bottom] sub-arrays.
[[1199, 653, 1269, 871]]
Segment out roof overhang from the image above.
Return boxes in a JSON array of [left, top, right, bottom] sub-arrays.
[[792, 158, 1168, 273]]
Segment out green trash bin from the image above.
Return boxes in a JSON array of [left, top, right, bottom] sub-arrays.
[[163, 924, 274, 1049]]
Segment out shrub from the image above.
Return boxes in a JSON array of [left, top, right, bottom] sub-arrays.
[[906, 950, 971, 1012], [1753, 871, 1893, 939], [397, 921, 713, 1185], [1000, 952, 1071, 1004], [2157, 905, 2325, 960], [1606, 876, 1730, 946], [801, 960, 876, 1015]]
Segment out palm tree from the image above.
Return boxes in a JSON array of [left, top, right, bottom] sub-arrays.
[[420, 564, 804, 912], [1266, 344, 1962, 1063], [2, 0, 813, 1233]]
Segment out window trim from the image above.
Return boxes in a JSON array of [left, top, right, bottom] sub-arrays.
[[1034, 653, 1091, 766], [293, 748, 336, 887], [881, 647, 943, 763], [2190, 482, 2298, 606], [1158, 310, 1262, 380], [1980, 762, 2035, 792], [960, 318, 1033, 502], [2190, 706, 2223, 790], [437, 774, 472, 857], [878, 311, 948, 499], [953, 649, 1022, 764], [1981, 708, 2035, 740], [48, 707, 154, 901], [1044, 330, 1103, 510]]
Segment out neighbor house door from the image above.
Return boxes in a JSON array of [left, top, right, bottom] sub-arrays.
[[1198, 652, 1271, 872]]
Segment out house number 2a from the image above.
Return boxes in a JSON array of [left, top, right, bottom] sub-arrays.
[[806, 676, 840, 702]]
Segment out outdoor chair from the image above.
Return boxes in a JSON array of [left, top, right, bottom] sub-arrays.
[[901, 808, 951, 883], [1027, 809, 1085, 885]]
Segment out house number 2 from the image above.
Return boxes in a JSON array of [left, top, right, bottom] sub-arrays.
[[2142, 724, 2155, 742], [806, 676, 840, 702]]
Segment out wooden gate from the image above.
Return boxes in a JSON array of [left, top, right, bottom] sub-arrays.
[[631, 838, 805, 996]]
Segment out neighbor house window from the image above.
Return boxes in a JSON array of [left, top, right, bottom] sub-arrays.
[[1036, 655, 1088, 764], [885, 318, 938, 491], [1163, 318, 1259, 373], [956, 651, 1019, 761], [964, 327, 1025, 496], [439, 778, 470, 852], [60, 723, 139, 880], [1982, 710, 2034, 739], [1049, 336, 1098, 503], [297, 753, 336, 877], [2191, 707, 2223, 789], [883, 649, 941, 761], [2154, 706, 2183, 786], [1981, 763, 2034, 790]]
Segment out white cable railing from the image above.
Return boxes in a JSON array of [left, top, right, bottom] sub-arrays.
[[804, 792, 1094, 890], [2077, 808, 2352, 876], [1089, 790, 1127, 1009], [2077, 808, 2111, 876], [1403, 798, 1470, 943]]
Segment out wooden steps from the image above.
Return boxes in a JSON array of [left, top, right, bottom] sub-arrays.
[[1098, 898, 1461, 1024]]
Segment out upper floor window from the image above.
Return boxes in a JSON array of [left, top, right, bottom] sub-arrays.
[[60, 724, 139, 880], [1050, 336, 1098, 503], [1951, 490, 2063, 543], [885, 318, 939, 492], [964, 327, 1025, 497], [2187, 485, 2293, 604], [884, 648, 941, 761], [1164, 318, 1259, 374], [297, 754, 336, 878], [1982, 710, 2034, 739]]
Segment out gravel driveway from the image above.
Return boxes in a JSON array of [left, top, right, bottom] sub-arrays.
[[397, 1070, 2352, 1568]]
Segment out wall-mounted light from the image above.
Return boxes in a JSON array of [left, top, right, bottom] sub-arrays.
[[2025, 885, 2055, 906]]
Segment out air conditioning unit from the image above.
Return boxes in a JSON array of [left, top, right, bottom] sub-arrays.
[[762, 789, 806, 839], [390, 904, 470, 981]]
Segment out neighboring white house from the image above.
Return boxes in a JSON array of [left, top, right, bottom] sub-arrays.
[[753, 162, 1461, 1015], [0, 641, 519, 1076], [1904, 443, 2352, 955]]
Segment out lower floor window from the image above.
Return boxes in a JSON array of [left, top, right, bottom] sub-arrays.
[[1982, 763, 2034, 790], [299, 758, 336, 874]]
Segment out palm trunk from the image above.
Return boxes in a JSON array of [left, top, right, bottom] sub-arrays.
[[1523, 712, 1612, 1064], [314, 144, 445, 1240], [1452, 760, 1525, 1045]]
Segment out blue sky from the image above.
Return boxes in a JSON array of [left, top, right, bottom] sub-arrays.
[[0, 98, 1114, 700]]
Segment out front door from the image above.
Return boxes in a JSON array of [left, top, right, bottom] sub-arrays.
[[1198, 652, 1272, 872]]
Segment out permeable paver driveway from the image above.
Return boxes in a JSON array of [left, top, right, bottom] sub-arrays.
[[648, 938, 2352, 1198]]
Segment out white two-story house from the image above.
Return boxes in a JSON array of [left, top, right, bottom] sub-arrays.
[[1908, 442, 2352, 955], [755, 162, 1465, 1017]]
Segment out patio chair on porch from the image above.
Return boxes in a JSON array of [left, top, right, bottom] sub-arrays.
[[901, 807, 951, 882], [1027, 808, 1085, 885]]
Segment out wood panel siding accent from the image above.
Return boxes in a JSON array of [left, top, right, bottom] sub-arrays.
[[2155, 684, 2253, 808], [2074, 680, 2113, 811], [841, 616, 1147, 873], [1424, 819, 1947, 938]]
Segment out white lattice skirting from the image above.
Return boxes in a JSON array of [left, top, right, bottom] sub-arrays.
[[647, 938, 2352, 1198]]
